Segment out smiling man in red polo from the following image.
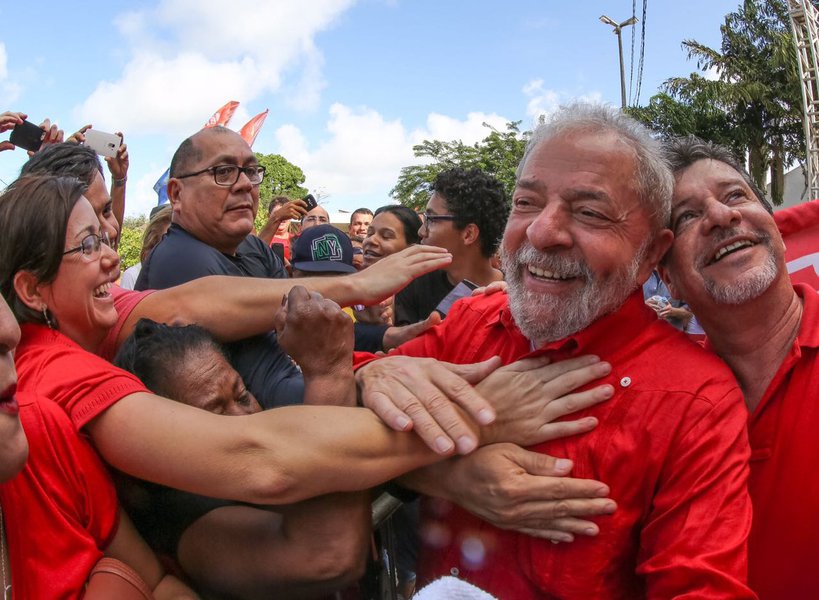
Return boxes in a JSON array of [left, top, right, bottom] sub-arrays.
[[659, 136, 819, 599], [356, 103, 755, 599]]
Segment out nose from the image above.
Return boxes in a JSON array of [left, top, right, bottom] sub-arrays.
[[417, 222, 427, 240], [525, 203, 573, 250], [701, 198, 741, 233], [233, 169, 254, 191], [101, 240, 121, 273], [0, 298, 21, 388]]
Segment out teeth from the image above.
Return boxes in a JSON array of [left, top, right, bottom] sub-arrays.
[[93, 282, 111, 298], [528, 265, 572, 280], [714, 240, 753, 262]]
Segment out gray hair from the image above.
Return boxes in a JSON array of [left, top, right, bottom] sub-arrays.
[[518, 102, 673, 230]]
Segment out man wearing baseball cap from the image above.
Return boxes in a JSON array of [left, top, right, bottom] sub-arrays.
[[291, 224, 358, 276]]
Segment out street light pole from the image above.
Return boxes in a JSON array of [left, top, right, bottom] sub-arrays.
[[600, 15, 638, 109]]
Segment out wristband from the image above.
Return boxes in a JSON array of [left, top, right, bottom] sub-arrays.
[[113, 176, 127, 187]]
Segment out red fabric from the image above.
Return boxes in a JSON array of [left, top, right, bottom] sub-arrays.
[[774, 201, 819, 288], [97, 285, 155, 362], [270, 233, 293, 261], [204, 100, 239, 129], [358, 292, 754, 599], [744, 284, 819, 599], [0, 392, 119, 599], [239, 110, 269, 147], [15, 324, 149, 429]]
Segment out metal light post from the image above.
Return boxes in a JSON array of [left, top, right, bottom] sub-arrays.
[[600, 15, 638, 108]]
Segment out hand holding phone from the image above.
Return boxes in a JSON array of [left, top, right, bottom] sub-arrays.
[[84, 129, 123, 158], [9, 120, 46, 153], [303, 194, 318, 212]]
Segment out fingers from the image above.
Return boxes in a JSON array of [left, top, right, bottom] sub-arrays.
[[471, 280, 509, 297], [443, 355, 503, 385], [0, 111, 25, 133], [0, 141, 15, 152], [381, 312, 441, 351], [67, 123, 92, 144], [272, 294, 289, 334], [517, 516, 604, 542]]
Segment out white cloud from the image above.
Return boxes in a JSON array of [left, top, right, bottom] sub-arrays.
[[522, 78, 603, 125], [75, 0, 356, 134], [275, 103, 514, 205], [703, 65, 721, 81], [0, 43, 21, 105]]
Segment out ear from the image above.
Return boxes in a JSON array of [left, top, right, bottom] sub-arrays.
[[461, 223, 480, 247], [167, 178, 183, 210], [637, 228, 674, 286], [13, 270, 47, 312], [656, 263, 681, 300]]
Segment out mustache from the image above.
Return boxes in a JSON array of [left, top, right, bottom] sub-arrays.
[[699, 227, 772, 268], [504, 243, 592, 280]]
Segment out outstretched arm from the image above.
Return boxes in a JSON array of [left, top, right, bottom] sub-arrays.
[[114, 244, 452, 348]]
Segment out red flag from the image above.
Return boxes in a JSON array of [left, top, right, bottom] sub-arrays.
[[774, 200, 819, 288], [239, 109, 269, 147], [204, 100, 240, 129]]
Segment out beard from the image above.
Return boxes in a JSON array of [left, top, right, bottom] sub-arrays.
[[502, 240, 647, 345], [700, 228, 779, 305]]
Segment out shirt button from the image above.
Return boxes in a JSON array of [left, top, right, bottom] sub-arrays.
[[620, 376, 631, 387], [450, 567, 460, 576]]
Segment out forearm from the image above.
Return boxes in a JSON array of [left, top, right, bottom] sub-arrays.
[[256, 217, 281, 245], [120, 275, 365, 347], [88, 393, 441, 505], [111, 183, 126, 244]]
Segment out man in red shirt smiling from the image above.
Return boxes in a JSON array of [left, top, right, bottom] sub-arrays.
[[659, 137, 819, 599], [356, 104, 755, 598]]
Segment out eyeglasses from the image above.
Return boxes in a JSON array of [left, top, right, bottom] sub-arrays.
[[63, 231, 112, 261], [303, 215, 329, 224], [175, 164, 266, 187], [422, 212, 456, 235]]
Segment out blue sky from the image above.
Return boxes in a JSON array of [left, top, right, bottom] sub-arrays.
[[0, 0, 741, 219]]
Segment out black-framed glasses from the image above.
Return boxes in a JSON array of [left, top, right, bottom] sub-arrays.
[[175, 164, 266, 187], [422, 212, 456, 235], [63, 231, 112, 261]]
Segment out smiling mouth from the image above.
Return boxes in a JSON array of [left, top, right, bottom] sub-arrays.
[[710, 240, 756, 265], [93, 282, 113, 298], [526, 265, 576, 281]]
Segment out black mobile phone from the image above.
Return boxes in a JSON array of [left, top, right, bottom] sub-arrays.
[[435, 279, 479, 318], [302, 194, 318, 211], [9, 120, 46, 152]]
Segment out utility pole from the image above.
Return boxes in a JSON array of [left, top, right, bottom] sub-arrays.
[[600, 15, 638, 108]]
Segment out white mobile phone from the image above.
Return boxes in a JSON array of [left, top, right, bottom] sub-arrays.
[[84, 129, 122, 158]]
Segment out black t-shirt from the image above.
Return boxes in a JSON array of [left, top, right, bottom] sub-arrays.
[[136, 223, 304, 409], [394, 269, 454, 326]]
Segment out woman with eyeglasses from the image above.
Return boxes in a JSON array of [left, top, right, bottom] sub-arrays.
[[0, 181, 196, 597], [0, 174, 485, 597]]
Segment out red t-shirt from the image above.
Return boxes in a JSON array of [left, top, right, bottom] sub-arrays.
[[357, 291, 754, 599], [97, 285, 155, 362], [270, 233, 293, 262], [0, 392, 119, 598], [744, 283, 819, 598], [15, 324, 149, 429]]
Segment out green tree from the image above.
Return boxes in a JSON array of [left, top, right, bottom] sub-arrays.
[[117, 215, 147, 270], [254, 152, 309, 231], [631, 0, 808, 204], [391, 122, 529, 209]]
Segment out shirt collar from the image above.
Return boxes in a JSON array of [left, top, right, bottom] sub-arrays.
[[497, 289, 654, 358], [795, 283, 819, 348]]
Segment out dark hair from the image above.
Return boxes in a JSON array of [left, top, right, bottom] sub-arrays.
[[350, 207, 373, 223], [140, 205, 173, 263], [373, 205, 422, 245], [114, 318, 227, 397], [169, 126, 234, 178], [431, 167, 509, 257], [21, 143, 104, 186], [268, 195, 291, 216], [663, 135, 774, 215], [0, 175, 87, 325]]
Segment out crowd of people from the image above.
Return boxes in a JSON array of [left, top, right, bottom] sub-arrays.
[[0, 101, 816, 600]]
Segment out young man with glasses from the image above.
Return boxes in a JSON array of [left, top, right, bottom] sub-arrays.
[[395, 167, 508, 325]]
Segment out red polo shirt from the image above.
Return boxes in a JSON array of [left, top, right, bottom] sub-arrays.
[[743, 283, 819, 599], [363, 291, 754, 599]]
